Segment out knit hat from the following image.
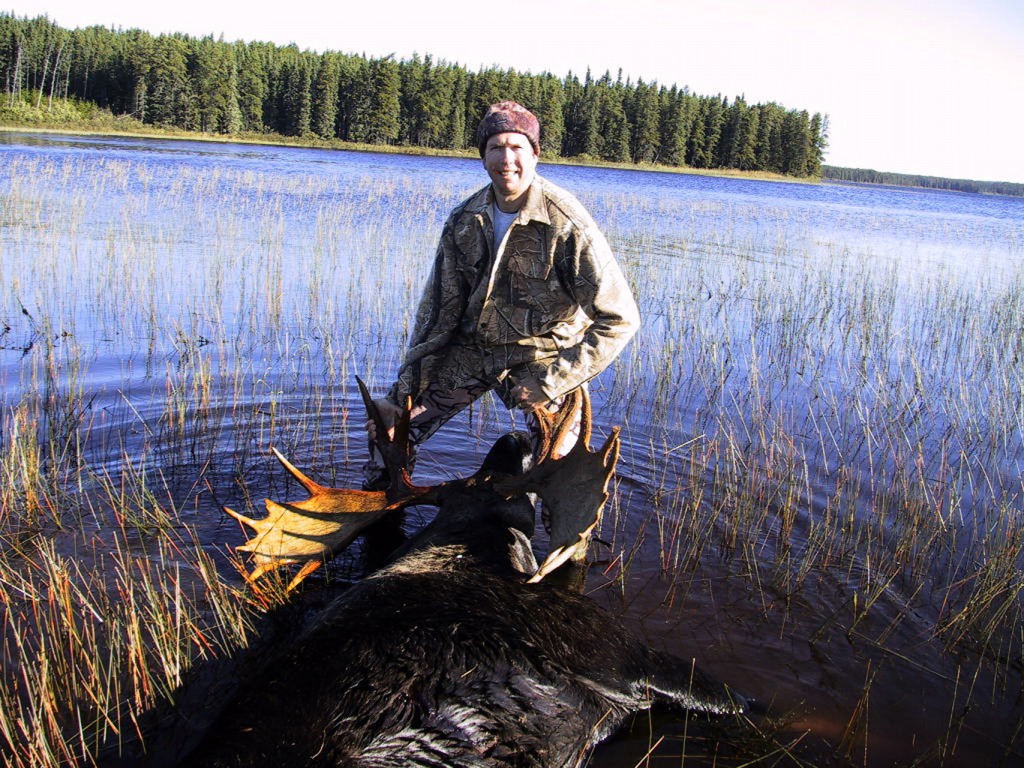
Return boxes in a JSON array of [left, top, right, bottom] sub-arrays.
[[475, 101, 541, 157]]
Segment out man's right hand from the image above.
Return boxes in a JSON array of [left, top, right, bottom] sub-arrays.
[[366, 398, 402, 444], [366, 398, 427, 443]]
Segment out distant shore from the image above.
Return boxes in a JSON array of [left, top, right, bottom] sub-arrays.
[[8, 120, 1017, 196], [0, 122, 813, 185]]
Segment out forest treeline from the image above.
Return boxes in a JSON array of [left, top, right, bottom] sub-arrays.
[[822, 166, 1024, 198], [1, 13, 828, 177]]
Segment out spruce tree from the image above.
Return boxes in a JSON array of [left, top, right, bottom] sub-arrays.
[[234, 42, 268, 132], [311, 53, 340, 139], [536, 75, 564, 157], [192, 36, 242, 133], [629, 78, 660, 164], [0, 12, 828, 176], [143, 35, 191, 127], [279, 51, 312, 137], [364, 55, 400, 144], [421, 59, 456, 148]]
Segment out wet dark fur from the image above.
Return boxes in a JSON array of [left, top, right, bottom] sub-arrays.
[[182, 433, 746, 767]]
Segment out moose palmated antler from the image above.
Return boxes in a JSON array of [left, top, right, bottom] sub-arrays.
[[225, 450, 395, 590], [497, 388, 621, 582], [226, 377, 437, 590]]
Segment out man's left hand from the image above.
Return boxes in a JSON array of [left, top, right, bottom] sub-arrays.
[[511, 380, 548, 409]]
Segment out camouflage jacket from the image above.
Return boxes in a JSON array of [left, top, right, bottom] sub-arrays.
[[390, 175, 640, 407]]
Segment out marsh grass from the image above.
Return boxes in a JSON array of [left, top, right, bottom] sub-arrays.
[[1, 143, 1022, 765]]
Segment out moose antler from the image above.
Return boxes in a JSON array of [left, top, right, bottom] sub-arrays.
[[225, 378, 435, 590], [227, 379, 620, 590], [500, 389, 621, 582], [225, 452, 394, 590]]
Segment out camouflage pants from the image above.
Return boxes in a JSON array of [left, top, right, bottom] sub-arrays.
[[361, 375, 582, 490]]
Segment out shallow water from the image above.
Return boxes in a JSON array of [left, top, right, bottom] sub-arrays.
[[2, 131, 1024, 765]]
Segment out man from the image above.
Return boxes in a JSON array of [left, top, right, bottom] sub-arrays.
[[365, 100, 639, 490]]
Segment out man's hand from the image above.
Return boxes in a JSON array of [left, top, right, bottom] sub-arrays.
[[511, 380, 548, 410], [366, 398, 402, 443]]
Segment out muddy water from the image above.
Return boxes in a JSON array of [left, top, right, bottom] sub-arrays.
[[2, 131, 1023, 765]]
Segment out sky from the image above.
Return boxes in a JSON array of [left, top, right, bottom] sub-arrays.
[[7, 0, 1024, 183]]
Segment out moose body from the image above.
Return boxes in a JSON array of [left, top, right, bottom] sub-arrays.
[[184, 432, 746, 768]]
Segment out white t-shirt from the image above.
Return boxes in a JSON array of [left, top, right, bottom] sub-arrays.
[[492, 204, 517, 252]]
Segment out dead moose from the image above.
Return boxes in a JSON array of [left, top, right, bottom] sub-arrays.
[[183, 380, 749, 767]]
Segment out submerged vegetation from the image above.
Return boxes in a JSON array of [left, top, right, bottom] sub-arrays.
[[1, 139, 1023, 766]]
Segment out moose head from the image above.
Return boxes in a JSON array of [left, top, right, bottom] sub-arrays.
[[226, 377, 620, 589]]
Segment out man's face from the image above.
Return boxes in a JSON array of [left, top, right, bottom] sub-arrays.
[[483, 132, 539, 210]]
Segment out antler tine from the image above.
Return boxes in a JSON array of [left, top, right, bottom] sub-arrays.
[[356, 375, 420, 500], [271, 447, 324, 495], [356, 376, 404, 458], [578, 387, 593, 447], [531, 407, 555, 462], [224, 504, 263, 533]]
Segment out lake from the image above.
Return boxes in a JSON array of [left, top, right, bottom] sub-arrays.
[[2, 131, 1023, 766]]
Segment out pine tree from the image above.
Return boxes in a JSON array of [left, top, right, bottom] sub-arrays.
[[420, 58, 457, 148], [66, 24, 118, 106], [734, 106, 759, 170], [808, 112, 828, 177], [754, 103, 785, 173], [398, 53, 425, 145], [445, 66, 468, 150], [143, 35, 191, 127], [278, 50, 312, 137], [559, 72, 583, 156], [720, 96, 759, 170], [535, 74, 564, 156], [595, 73, 630, 163], [191, 36, 241, 133], [125, 31, 153, 119], [0, 12, 829, 174], [686, 98, 711, 168], [464, 67, 505, 147], [781, 109, 810, 175], [658, 86, 692, 167], [704, 95, 726, 167], [0, 15, 19, 103], [336, 54, 369, 142]]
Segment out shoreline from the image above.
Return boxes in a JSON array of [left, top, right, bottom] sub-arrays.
[[0, 122, 817, 186]]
